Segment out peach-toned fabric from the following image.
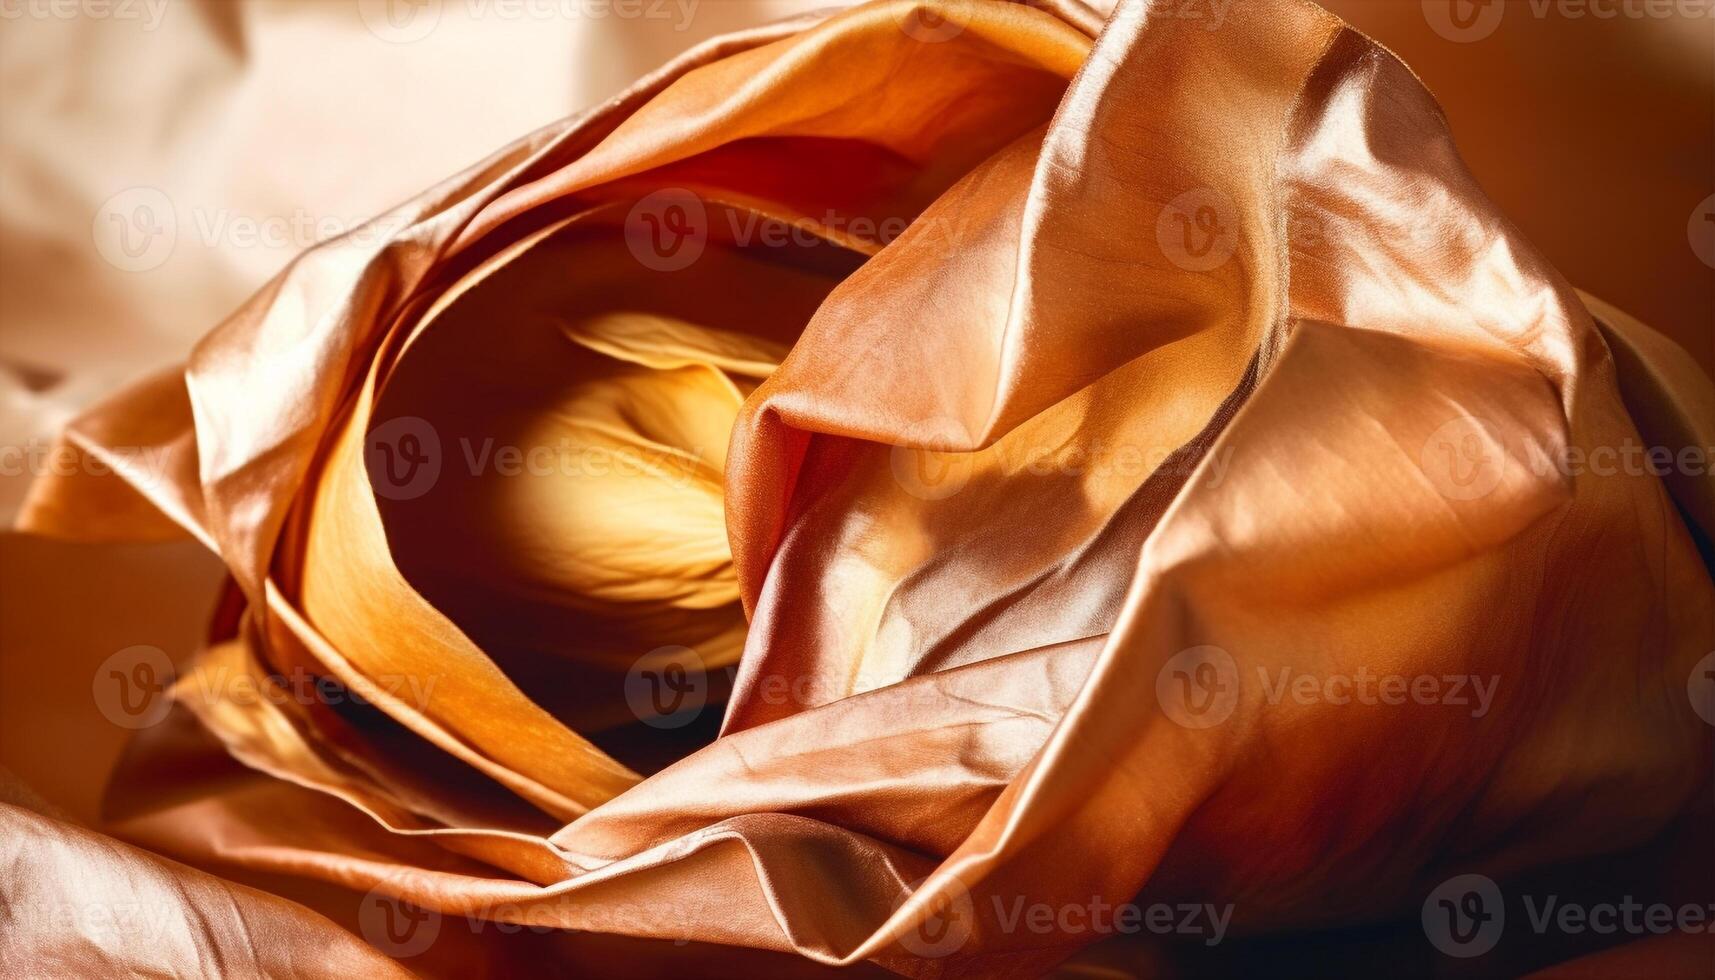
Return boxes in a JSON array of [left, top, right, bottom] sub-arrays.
[[6, 0, 1712, 976]]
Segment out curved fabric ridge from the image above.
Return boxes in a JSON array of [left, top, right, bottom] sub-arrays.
[[450, 0, 1094, 251], [295, 360, 641, 818]]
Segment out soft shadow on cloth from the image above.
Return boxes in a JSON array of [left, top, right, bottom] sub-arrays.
[[6, 0, 1713, 977]]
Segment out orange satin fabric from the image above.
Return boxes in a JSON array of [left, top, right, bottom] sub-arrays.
[[8, 0, 1714, 977]]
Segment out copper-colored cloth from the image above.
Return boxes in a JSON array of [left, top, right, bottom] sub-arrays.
[[8, 0, 1713, 976]]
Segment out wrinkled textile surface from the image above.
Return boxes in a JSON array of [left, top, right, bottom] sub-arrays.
[[6, 0, 1714, 977]]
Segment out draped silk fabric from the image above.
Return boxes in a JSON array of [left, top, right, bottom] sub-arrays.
[[9, 0, 1714, 976]]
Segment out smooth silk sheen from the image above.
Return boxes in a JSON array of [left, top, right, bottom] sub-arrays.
[[9, 0, 1714, 976]]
